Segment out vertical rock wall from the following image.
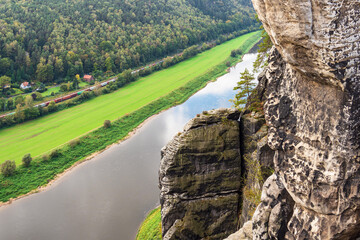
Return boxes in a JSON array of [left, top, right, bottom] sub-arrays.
[[250, 0, 360, 239]]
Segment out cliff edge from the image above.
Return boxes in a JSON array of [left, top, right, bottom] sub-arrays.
[[159, 0, 360, 239]]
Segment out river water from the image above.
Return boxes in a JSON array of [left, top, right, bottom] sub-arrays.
[[0, 53, 257, 240]]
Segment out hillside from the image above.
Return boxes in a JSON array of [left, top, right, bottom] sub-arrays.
[[0, 0, 258, 86]]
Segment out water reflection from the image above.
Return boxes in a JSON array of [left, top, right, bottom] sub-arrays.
[[0, 53, 257, 240]]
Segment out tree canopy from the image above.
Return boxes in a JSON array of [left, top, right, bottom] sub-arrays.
[[0, 0, 259, 86]]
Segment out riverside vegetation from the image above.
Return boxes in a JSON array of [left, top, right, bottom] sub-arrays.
[[0, 31, 261, 203], [136, 207, 162, 240]]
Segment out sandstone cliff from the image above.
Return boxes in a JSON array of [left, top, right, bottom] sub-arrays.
[[248, 0, 360, 238], [159, 1, 360, 239]]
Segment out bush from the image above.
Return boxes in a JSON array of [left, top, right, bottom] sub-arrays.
[[51, 92, 55, 96], [226, 61, 231, 67], [42, 154, 49, 161], [60, 84, 68, 92], [231, 50, 237, 57], [104, 120, 111, 128], [24, 87, 32, 93], [22, 153, 32, 167], [1, 160, 16, 177], [49, 149, 60, 159], [47, 101, 57, 112], [69, 139, 81, 148]]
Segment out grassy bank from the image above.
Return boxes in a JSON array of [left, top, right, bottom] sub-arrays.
[[0, 31, 261, 202], [136, 207, 162, 240]]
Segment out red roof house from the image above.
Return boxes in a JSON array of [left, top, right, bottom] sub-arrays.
[[83, 75, 94, 82], [20, 82, 31, 89]]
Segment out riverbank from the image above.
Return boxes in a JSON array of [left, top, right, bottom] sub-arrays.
[[0, 32, 261, 204], [135, 206, 162, 240]]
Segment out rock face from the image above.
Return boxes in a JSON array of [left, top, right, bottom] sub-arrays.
[[238, 112, 273, 226], [159, 108, 243, 239], [249, 0, 360, 239]]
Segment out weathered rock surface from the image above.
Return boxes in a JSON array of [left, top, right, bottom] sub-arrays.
[[224, 221, 253, 240], [159, 108, 242, 240], [238, 112, 274, 226], [252, 174, 294, 240], [249, 0, 360, 238]]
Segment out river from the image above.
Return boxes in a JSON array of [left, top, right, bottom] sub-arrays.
[[0, 53, 258, 240]]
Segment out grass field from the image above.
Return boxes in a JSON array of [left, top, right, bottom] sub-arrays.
[[41, 81, 88, 97], [0, 31, 260, 165], [136, 207, 162, 240]]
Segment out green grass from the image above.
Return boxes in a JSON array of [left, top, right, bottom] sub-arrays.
[[12, 88, 23, 95], [41, 86, 60, 96], [41, 81, 88, 97], [136, 207, 162, 240], [0, 31, 260, 165]]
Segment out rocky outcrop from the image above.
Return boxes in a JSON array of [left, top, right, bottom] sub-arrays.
[[248, 0, 360, 239], [159, 108, 243, 239], [159, 105, 274, 239], [252, 174, 294, 240]]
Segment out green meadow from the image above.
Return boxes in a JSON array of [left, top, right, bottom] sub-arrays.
[[0, 31, 260, 165], [136, 207, 162, 240]]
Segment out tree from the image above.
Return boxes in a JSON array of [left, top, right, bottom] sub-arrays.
[[72, 76, 79, 90], [15, 103, 25, 122], [253, 28, 273, 73], [230, 68, 255, 109], [22, 153, 32, 167], [33, 92, 43, 101], [0, 58, 11, 75], [0, 98, 6, 111], [104, 119, 111, 128], [7, 97, 14, 110], [1, 160, 16, 177], [60, 84, 68, 92], [47, 101, 57, 112], [100, 41, 113, 52], [36, 62, 53, 82], [15, 95, 24, 106], [25, 95, 34, 108], [36, 82, 46, 92], [105, 57, 113, 73], [0, 76, 11, 92]]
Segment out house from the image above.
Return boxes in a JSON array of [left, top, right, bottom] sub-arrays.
[[83, 75, 94, 82], [20, 82, 31, 90]]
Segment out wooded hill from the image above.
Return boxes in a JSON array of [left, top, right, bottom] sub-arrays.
[[0, 0, 258, 86]]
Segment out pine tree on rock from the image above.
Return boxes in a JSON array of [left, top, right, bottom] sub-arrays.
[[231, 68, 255, 110]]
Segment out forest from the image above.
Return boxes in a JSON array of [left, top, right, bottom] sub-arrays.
[[0, 0, 258, 90]]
